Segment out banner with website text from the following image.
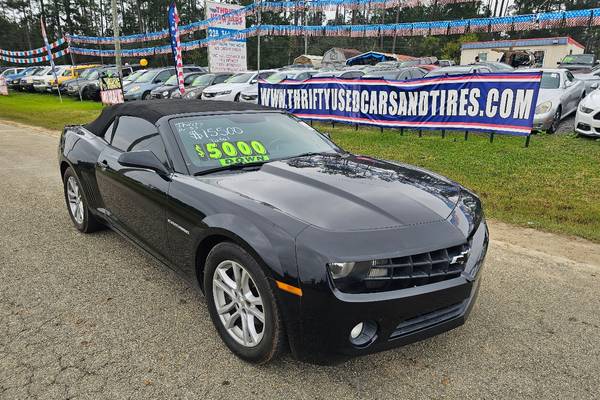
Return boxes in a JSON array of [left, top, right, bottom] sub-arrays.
[[259, 73, 542, 136]]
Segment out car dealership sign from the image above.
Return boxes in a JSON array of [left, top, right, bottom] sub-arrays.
[[100, 76, 124, 105], [259, 72, 542, 136], [205, 1, 247, 73]]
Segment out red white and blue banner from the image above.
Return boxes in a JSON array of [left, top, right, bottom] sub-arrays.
[[258, 73, 542, 136], [40, 17, 60, 93], [168, 1, 186, 95]]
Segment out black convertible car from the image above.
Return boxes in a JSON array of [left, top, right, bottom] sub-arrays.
[[58, 100, 488, 364]]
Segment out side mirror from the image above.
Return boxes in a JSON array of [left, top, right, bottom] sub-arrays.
[[557, 61, 561, 65], [118, 150, 169, 176], [250, 79, 258, 84]]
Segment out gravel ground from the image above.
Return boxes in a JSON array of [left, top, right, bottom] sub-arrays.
[[1, 122, 599, 400]]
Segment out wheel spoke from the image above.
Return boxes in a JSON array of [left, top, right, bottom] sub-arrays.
[[225, 310, 240, 329], [216, 267, 237, 291], [247, 314, 261, 344], [246, 305, 264, 323], [213, 278, 235, 299], [216, 300, 236, 315], [239, 268, 250, 293], [240, 311, 250, 346]]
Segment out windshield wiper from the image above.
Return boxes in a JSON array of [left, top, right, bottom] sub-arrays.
[[287, 151, 346, 159], [193, 161, 269, 176]]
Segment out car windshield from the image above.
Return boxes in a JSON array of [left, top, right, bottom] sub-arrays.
[[226, 73, 254, 83], [61, 69, 73, 76], [78, 69, 95, 79], [124, 70, 145, 82], [540, 72, 561, 89], [561, 54, 594, 65], [265, 72, 291, 83], [171, 112, 338, 173], [136, 70, 158, 83], [191, 74, 214, 86]]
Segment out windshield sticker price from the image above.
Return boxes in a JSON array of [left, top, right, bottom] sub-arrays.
[[194, 140, 270, 166]]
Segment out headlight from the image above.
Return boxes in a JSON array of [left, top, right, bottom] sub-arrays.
[[535, 101, 552, 115], [215, 90, 231, 96], [457, 188, 483, 234], [162, 90, 170, 98], [579, 104, 594, 114], [185, 91, 196, 99], [129, 85, 141, 93]]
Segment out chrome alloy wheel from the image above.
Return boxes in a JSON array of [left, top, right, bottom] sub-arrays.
[[212, 260, 265, 347], [66, 176, 84, 224]]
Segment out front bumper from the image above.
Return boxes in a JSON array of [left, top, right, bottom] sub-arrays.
[[575, 109, 600, 137], [288, 220, 488, 364], [124, 91, 142, 101], [532, 111, 554, 131]]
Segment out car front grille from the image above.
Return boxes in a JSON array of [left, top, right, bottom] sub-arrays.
[[577, 123, 591, 131], [203, 92, 215, 98], [389, 299, 467, 339], [361, 243, 470, 292]]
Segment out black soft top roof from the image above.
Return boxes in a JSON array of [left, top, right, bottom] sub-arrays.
[[84, 99, 270, 136]]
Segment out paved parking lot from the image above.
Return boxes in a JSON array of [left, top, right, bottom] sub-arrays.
[[1, 122, 599, 399]]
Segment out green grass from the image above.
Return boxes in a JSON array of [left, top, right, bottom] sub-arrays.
[[319, 123, 600, 242], [0, 91, 103, 130], [0, 92, 598, 241]]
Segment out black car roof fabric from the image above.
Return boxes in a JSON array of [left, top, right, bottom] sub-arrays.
[[84, 99, 270, 136]]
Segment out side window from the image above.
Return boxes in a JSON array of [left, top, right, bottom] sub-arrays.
[[213, 75, 229, 84], [111, 117, 169, 168], [104, 121, 115, 143], [565, 71, 574, 82], [155, 70, 172, 83]]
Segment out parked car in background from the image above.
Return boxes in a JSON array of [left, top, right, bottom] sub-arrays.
[[174, 73, 233, 99], [424, 65, 493, 78], [5, 66, 40, 89], [50, 65, 99, 93], [0, 67, 24, 77], [80, 66, 137, 101], [150, 72, 204, 99], [20, 67, 50, 91], [63, 67, 102, 97], [124, 67, 202, 101], [532, 69, 586, 133], [202, 70, 277, 102], [312, 70, 365, 79], [122, 69, 147, 89], [33, 66, 67, 93], [558, 54, 598, 73], [239, 70, 318, 104], [574, 85, 600, 137], [436, 60, 456, 67], [471, 61, 514, 72], [363, 67, 426, 81], [573, 65, 600, 93]]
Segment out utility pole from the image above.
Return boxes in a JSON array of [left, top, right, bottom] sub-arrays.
[[257, 0, 261, 72], [391, 3, 400, 54], [111, 0, 122, 79]]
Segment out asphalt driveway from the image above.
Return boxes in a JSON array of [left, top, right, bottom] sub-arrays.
[[0, 122, 599, 399]]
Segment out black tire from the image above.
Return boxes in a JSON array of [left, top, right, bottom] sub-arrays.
[[204, 242, 285, 364], [62, 167, 103, 233], [234, 93, 241, 102], [547, 107, 561, 134], [142, 91, 151, 100]]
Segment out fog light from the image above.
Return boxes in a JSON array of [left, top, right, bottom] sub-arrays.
[[350, 322, 364, 339], [349, 320, 377, 347]]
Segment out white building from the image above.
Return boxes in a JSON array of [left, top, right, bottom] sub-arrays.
[[460, 36, 585, 68]]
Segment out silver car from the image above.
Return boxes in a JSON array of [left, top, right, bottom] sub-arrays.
[[532, 69, 586, 133]]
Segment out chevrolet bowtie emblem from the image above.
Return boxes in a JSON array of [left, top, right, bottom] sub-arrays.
[[450, 249, 470, 265]]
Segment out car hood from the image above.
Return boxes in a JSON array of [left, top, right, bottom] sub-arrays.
[[536, 88, 563, 105], [204, 82, 249, 93], [581, 89, 600, 108], [198, 155, 461, 232], [151, 84, 177, 93], [242, 86, 258, 96]]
